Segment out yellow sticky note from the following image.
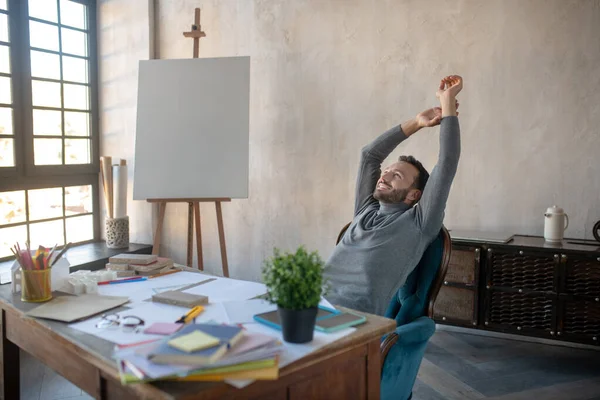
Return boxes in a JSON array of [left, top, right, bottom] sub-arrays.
[[168, 330, 220, 353]]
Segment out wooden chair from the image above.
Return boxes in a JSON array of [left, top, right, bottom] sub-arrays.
[[336, 222, 451, 400]]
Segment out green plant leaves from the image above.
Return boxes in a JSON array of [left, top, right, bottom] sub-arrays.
[[261, 246, 327, 310]]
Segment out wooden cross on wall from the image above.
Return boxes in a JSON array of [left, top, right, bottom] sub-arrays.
[[183, 8, 207, 58]]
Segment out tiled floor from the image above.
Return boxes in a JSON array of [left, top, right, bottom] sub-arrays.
[[20, 331, 600, 400], [414, 331, 600, 400], [20, 351, 93, 400]]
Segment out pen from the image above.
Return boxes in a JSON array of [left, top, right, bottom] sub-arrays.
[[97, 276, 144, 285], [175, 306, 204, 324], [98, 277, 147, 285]]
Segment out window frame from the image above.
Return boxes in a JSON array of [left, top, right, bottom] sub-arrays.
[[0, 0, 100, 261]]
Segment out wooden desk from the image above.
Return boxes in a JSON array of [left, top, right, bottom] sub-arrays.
[[0, 286, 395, 399]]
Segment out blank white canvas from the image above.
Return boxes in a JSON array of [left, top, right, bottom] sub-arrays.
[[133, 57, 250, 200]]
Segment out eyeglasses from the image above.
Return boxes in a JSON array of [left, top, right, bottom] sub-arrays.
[[95, 314, 145, 332]]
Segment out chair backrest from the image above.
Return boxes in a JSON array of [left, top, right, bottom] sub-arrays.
[[336, 223, 451, 324]]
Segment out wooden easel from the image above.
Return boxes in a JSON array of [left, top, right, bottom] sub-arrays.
[[148, 9, 230, 277]]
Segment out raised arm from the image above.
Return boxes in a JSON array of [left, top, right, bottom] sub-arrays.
[[354, 97, 462, 216], [354, 118, 428, 215], [354, 125, 407, 215], [415, 75, 462, 235]]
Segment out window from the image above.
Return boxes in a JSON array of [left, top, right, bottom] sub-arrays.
[[0, 0, 98, 260]]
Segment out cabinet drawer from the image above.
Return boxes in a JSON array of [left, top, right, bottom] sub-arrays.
[[434, 286, 476, 325], [486, 290, 555, 334], [560, 297, 600, 344], [565, 255, 600, 298], [447, 246, 480, 285], [488, 248, 558, 292]]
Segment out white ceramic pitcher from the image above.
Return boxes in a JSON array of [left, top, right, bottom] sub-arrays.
[[544, 205, 569, 242]]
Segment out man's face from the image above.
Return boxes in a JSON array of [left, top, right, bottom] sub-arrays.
[[373, 161, 420, 204]]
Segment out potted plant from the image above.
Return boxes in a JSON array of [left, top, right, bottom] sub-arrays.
[[262, 246, 327, 343]]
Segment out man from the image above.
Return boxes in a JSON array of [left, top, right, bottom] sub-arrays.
[[324, 75, 462, 316]]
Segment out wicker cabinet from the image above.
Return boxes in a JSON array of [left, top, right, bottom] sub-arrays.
[[484, 248, 559, 338], [434, 235, 600, 346], [560, 254, 600, 344]]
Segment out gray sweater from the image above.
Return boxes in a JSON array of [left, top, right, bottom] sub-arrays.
[[324, 116, 460, 316]]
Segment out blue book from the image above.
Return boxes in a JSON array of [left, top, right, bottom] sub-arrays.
[[147, 324, 244, 365]]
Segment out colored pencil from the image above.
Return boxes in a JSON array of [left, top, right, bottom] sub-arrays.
[[105, 277, 147, 285], [97, 276, 145, 285], [50, 242, 71, 267]]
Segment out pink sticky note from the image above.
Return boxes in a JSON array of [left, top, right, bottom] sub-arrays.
[[143, 322, 183, 335]]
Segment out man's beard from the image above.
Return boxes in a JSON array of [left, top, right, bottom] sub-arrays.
[[373, 187, 409, 204]]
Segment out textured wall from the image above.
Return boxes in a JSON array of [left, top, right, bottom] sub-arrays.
[[100, 0, 600, 281], [98, 0, 154, 245]]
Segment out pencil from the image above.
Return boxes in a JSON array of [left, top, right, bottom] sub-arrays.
[[50, 242, 71, 267]]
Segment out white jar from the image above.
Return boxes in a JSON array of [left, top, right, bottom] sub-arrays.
[[544, 205, 569, 242]]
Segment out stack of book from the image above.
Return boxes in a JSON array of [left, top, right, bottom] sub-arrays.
[[114, 323, 282, 383], [105, 254, 175, 277]]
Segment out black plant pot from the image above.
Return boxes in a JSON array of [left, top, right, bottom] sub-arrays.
[[277, 306, 318, 344]]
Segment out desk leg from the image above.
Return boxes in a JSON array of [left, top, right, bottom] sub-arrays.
[[366, 339, 381, 400], [0, 309, 19, 400]]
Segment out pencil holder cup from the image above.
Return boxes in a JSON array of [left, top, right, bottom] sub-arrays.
[[106, 216, 129, 249], [21, 268, 52, 303]]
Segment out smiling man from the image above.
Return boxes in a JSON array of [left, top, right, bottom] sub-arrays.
[[324, 75, 462, 316]]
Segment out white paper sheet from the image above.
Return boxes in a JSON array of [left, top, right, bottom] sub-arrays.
[[183, 278, 267, 303], [69, 272, 356, 389], [243, 322, 356, 369], [222, 299, 277, 324], [222, 297, 336, 325], [69, 302, 185, 345], [97, 271, 213, 305], [69, 301, 229, 345], [319, 297, 335, 310], [0, 263, 12, 284]]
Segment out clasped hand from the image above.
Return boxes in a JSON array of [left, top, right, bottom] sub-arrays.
[[416, 75, 463, 128]]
